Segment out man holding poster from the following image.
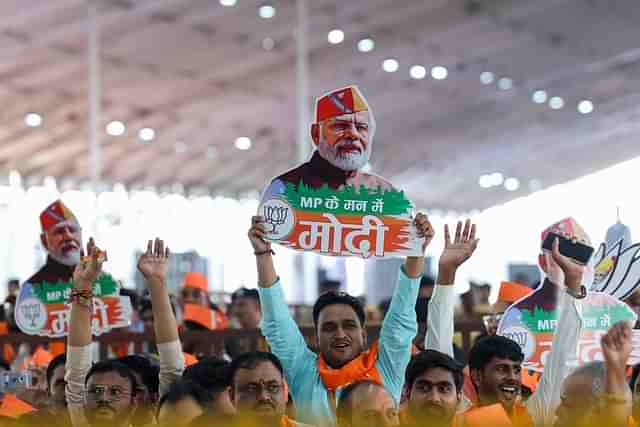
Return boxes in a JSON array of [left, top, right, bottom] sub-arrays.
[[248, 213, 434, 427]]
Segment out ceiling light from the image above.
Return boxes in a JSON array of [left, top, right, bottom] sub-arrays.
[[489, 172, 504, 186], [382, 59, 399, 73], [259, 5, 275, 19], [106, 120, 126, 136], [139, 127, 155, 142], [431, 66, 448, 80], [328, 29, 344, 45], [504, 177, 520, 191], [410, 65, 427, 80], [577, 100, 594, 114], [497, 77, 513, 90], [24, 113, 42, 127], [235, 137, 252, 150], [357, 38, 375, 53], [532, 90, 548, 104], [549, 96, 564, 110], [219, 0, 236, 6], [478, 175, 492, 189], [480, 72, 494, 85], [262, 37, 275, 51]]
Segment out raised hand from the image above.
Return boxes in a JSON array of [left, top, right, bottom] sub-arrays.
[[439, 220, 479, 269], [248, 216, 272, 254], [414, 213, 435, 253], [137, 238, 170, 284], [72, 237, 105, 289], [551, 237, 585, 290], [601, 321, 632, 372]]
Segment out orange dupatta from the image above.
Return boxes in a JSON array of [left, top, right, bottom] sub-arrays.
[[317, 341, 383, 391]]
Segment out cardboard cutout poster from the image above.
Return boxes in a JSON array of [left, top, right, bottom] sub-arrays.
[[590, 220, 640, 300], [15, 274, 132, 338], [498, 283, 637, 372], [259, 85, 423, 258]]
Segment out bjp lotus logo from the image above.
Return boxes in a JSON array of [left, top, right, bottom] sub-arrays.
[[260, 198, 295, 240]]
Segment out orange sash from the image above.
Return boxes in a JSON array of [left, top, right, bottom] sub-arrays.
[[317, 341, 383, 391]]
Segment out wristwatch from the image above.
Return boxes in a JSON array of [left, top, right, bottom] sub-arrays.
[[565, 285, 587, 299]]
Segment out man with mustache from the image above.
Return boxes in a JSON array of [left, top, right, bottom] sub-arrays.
[[23, 200, 83, 294], [263, 86, 392, 200], [229, 352, 308, 427], [248, 213, 435, 426], [65, 238, 185, 426]]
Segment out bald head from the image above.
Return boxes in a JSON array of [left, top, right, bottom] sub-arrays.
[[337, 381, 398, 427]]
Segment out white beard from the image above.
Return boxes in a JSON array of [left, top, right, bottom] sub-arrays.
[[317, 137, 371, 172], [49, 248, 81, 266]]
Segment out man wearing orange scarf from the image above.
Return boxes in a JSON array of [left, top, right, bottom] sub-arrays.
[[249, 213, 434, 426], [230, 351, 310, 427]]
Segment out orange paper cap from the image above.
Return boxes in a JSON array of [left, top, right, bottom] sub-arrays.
[[183, 272, 208, 292], [315, 85, 369, 123], [30, 346, 53, 368], [497, 281, 533, 304], [0, 394, 36, 418], [183, 304, 216, 330], [540, 217, 591, 246], [39, 199, 79, 232]]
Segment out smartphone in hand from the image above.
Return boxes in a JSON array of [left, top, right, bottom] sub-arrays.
[[542, 232, 595, 265]]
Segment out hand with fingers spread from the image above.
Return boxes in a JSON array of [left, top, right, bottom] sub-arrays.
[[550, 237, 586, 291], [601, 321, 633, 374], [248, 216, 272, 254], [414, 213, 435, 253], [137, 238, 170, 285], [72, 237, 105, 290], [437, 219, 479, 285]]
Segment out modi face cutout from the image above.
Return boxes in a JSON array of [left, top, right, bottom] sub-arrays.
[[311, 86, 375, 172], [39, 200, 82, 266]]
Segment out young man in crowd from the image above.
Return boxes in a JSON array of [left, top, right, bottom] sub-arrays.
[[65, 238, 184, 426], [118, 354, 160, 427], [336, 380, 400, 427], [230, 288, 262, 330], [182, 357, 236, 415], [425, 219, 627, 426], [156, 380, 212, 427], [248, 213, 435, 426], [402, 350, 464, 427], [19, 353, 69, 426], [229, 351, 309, 427]]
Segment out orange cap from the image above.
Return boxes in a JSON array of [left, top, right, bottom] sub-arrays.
[[39, 199, 79, 232], [497, 281, 533, 304], [314, 86, 370, 123], [30, 347, 53, 368], [183, 272, 208, 292]]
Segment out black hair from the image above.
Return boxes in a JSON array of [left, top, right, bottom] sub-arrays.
[[231, 288, 260, 304], [46, 353, 66, 388], [157, 380, 213, 417], [336, 380, 388, 421], [468, 335, 524, 371], [313, 291, 366, 328], [405, 350, 464, 392], [228, 352, 284, 385], [183, 357, 231, 393], [85, 360, 139, 396], [118, 354, 160, 395], [420, 275, 435, 288], [0, 358, 10, 372]]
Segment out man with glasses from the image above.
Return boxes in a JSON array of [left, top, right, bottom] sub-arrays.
[[229, 351, 308, 427], [83, 361, 139, 427], [65, 238, 185, 426]]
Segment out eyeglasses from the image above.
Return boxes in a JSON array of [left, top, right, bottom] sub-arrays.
[[238, 380, 283, 396], [86, 385, 132, 402]]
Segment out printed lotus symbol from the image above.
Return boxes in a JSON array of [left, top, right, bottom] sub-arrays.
[[264, 205, 289, 234]]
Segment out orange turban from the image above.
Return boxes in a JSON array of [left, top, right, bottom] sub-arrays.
[[314, 86, 370, 123], [40, 199, 79, 232]]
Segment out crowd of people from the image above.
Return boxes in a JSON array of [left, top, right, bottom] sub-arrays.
[[0, 85, 637, 427]]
